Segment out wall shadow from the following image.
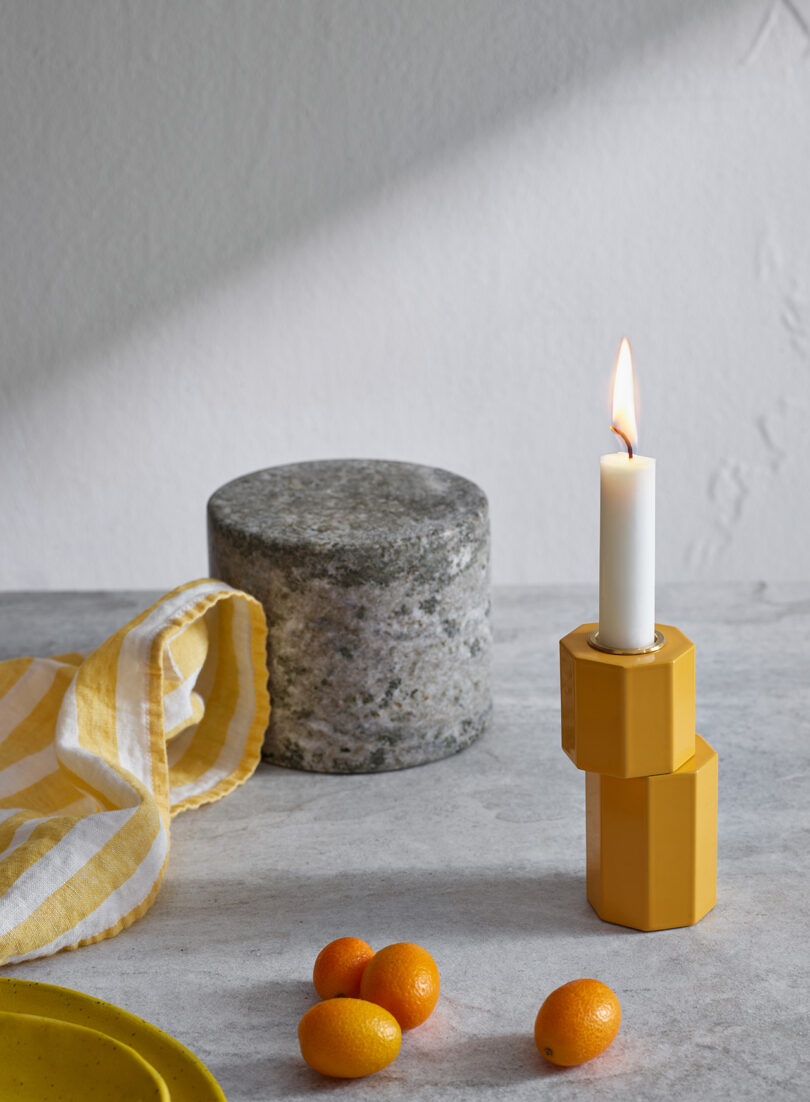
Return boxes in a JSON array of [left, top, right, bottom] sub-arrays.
[[1, 0, 732, 409]]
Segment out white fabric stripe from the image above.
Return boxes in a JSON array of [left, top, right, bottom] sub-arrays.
[[54, 672, 139, 809], [0, 805, 137, 936], [0, 802, 95, 862], [170, 598, 256, 805], [0, 659, 60, 745], [166, 722, 198, 769], [115, 580, 225, 794], [162, 673, 203, 734], [162, 639, 183, 683], [0, 815, 55, 862], [0, 797, 93, 828], [167, 604, 221, 771], [0, 744, 58, 795], [4, 821, 169, 964], [44, 794, 100, 817]]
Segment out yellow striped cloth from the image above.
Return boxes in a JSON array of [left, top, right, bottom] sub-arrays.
[[0, 580, 269, 966]]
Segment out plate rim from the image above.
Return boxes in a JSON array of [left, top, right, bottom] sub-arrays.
[[0, 1007, 171, 1101], [0, 977, 226, 1102]]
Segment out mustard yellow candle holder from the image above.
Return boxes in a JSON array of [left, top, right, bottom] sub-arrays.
[[560, 623, 695, 779], [559, 622, 717, 932], [586, 735, 718, 931]]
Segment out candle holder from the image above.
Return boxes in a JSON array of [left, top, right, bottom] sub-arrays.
[[560, 622, 717, 931], [560, 623, 695, 779]]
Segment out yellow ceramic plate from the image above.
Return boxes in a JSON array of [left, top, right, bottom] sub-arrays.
[[0, 978, 226, 1102], [0, 1010, 170, 1101]]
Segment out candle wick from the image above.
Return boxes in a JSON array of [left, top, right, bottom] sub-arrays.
[[611, 425, 633, 459]]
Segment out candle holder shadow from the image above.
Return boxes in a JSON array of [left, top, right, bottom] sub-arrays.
[[560, 622, 717, 931]]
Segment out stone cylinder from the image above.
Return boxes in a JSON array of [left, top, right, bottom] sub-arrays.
[[207, 459, 492, 773]]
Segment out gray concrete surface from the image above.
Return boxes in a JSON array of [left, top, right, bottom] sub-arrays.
[[1, 582, 808, 1099]]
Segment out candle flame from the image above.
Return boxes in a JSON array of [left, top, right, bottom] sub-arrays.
[[611, 338, 638, 452]]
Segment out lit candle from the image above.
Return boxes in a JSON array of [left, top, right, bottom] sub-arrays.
[[598, 339, 655, 651]]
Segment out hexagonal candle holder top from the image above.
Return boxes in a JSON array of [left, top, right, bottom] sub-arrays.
[[560, 622, 695, 779]]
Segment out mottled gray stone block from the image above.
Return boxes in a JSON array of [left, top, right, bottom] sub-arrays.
[[207, 459, 491, 772]]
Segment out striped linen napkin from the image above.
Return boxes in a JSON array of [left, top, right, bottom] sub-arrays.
[[0, 580, 269, 966]]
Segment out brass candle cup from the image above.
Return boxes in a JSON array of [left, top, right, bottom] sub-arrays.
[[559, 622, 695, 779]]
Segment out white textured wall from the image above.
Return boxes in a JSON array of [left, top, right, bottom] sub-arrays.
[[1, 0, 808, 589]]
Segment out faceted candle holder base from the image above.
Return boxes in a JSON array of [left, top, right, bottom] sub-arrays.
[[560, 622, 695, 779], [585, 735, 718, 931]]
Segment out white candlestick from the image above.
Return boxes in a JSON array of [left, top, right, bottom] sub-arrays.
[[597, 339, 656, 651], [598, 452, 655, 650]]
